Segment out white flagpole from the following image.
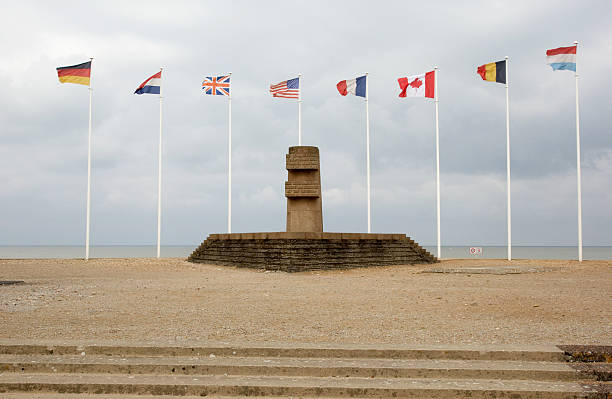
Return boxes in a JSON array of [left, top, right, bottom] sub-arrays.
[[156, 68, 163, 259], [434, 67, 441, 259], [298, 73, 302, 146], [365, 72, 371, 234], [505, 56, 512, 261], [228, 72, 232, 234], [85, 57, 93, 261], [574, 41, 583, 262]]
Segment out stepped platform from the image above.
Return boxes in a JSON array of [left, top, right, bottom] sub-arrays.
[[188, 232, 437, 272], [0, 343, 609, 398]]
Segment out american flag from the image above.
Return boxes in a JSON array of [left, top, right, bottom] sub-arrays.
[[202, 75, 230, 96], [269, 77, 299, 99]]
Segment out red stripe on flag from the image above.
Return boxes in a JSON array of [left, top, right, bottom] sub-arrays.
[[57, 68, 91, 78], [546, 46, 577, 56], [270, 81, 286, 91], [336, 80, 347, 96], [397, 77, 408, 98], [425, 70, 435, 99], [272, 90, 299, 98], [477, 64, 487, 81]]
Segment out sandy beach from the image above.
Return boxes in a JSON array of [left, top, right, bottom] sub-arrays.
[[0, 258, 610, 346]]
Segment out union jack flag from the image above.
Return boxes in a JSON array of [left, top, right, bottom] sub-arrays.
[[202, 75, 230, 96], [269, 77, 299, 99]]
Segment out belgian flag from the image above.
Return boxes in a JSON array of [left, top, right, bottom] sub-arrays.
[[56, 61, 91, 86], [477, 60, 506, 84]]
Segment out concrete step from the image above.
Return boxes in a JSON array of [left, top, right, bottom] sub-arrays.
[[0, 373, 602, 398], [0, 343, 566, 362], [0, 394, 340, 399], [0, 395, 343, 399], [0, 354, 586, 381]]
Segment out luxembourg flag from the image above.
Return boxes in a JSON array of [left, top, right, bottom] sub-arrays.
[[134, 71, 161, 95], [546, 45, 577, 72], [398, 71, 435, 98], [337, 75, 366, 97]]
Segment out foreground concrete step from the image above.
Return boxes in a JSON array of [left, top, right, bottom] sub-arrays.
[[0, 343, 566, 362], [0, 354, 586, 381], [0, 395, 350, 399], [0, 373, 602, 398], [0, 396, 397, 399]]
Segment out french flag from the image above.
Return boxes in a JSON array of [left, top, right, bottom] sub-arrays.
[[337, 75, 366, 98], [546, 45, 576, 72], [134, 71, 162, 95]]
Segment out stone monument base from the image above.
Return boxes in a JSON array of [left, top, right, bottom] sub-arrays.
[[188, 232, 437, 272]]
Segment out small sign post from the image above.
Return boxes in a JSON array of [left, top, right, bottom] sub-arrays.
[[469, 247, 483, 256]]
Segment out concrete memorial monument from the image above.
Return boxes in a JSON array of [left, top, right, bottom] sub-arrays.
[[285, 146, 323, 232], [188, 146, 436, 271]]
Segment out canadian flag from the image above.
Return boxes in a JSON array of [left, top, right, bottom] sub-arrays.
[[398, 70, 435, 98]]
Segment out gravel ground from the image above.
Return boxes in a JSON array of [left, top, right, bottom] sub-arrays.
[[0, 258, 610, 346]]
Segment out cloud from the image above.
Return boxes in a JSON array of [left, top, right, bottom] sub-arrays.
[[0, 0, 611, 247]]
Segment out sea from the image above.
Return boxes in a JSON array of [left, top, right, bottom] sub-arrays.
[[1, 245, 611, 260]]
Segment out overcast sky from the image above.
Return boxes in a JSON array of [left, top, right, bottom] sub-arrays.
[[1, 0, 611, 248]]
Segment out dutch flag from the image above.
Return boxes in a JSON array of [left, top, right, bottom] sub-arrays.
[[134, 71, 162, 95], [546, 45, 577, 72]]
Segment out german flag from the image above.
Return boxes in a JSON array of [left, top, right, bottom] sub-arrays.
[[477, 60, 506, 84], [56, 61, 91, 86]]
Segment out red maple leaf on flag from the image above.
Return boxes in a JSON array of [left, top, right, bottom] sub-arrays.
[[409, 78, 423, 88]]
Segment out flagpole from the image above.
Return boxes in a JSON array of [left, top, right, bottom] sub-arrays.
[[365, 72, 371, 234], [574, 41, 583, 262], [156, 68, 163, 259], [85, 57, 93, 261], [434, 67, 441, 259], [505, 56, 512, 261], [298, 73, 302, 146], [228, 72, 232, 234]]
